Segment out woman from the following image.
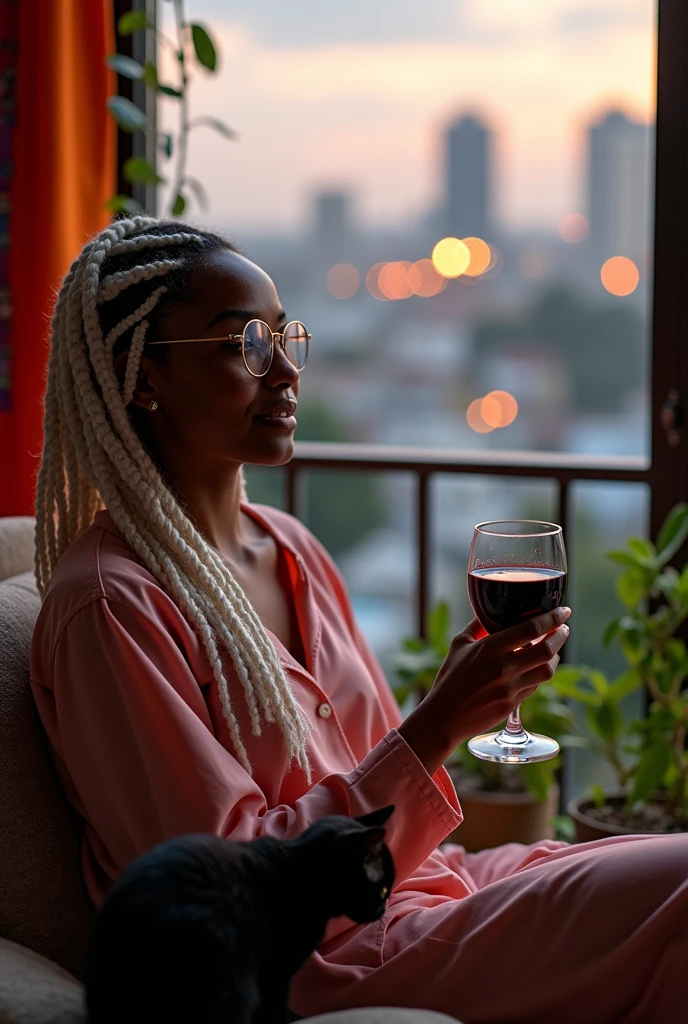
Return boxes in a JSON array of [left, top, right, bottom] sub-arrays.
[[30, 217, 687, 1024]]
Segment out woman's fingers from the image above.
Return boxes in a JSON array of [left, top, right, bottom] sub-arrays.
[[488, 606, 571, 653], [515, 655, 561, 695], [515, 624, 569, 673]]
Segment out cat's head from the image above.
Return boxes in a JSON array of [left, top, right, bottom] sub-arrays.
[[291, 805, 395, 924]]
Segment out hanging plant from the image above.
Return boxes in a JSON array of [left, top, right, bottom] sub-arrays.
[[104, 1, 236, 217]]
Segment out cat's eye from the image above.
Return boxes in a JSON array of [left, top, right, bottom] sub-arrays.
[[380, 886, 389, 900]]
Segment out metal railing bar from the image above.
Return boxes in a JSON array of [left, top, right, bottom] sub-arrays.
[[289, 441, 650, 482], [417, 472, 429, 638]]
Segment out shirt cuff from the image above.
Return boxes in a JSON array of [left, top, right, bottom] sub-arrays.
[[347, 728, 463, 885]]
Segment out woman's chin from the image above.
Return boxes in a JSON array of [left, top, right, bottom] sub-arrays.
[[242, 437, 296, 467]]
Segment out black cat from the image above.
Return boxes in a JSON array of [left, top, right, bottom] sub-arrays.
[[86, 806, 395, 1024]]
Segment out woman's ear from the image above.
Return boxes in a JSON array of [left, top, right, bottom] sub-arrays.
[[113, 351, 160, 411]]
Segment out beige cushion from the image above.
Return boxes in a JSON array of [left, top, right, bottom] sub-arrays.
[[0, 519, 35, 583], [306, 1011, 462, 1024], [0, 571, 94, 981], [0, 938, 85, 1024], [0, 942, 462, 1024]]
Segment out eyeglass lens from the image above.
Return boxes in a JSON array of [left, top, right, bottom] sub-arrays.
[[242, 320, 309, 375], [284, 321, 309, 370], [243, 320, 273, 376]]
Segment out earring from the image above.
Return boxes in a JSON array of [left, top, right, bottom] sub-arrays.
[[148, 400, 158, 412]]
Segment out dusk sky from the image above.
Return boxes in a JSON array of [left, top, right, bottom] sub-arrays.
[[159, 0, 656, 234]]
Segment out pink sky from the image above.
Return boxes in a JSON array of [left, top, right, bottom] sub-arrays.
[[158, 0, 656, 233]]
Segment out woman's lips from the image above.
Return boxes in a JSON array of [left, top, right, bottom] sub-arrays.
[[254, 413, 297, 430], [253, 402, 297, 430]]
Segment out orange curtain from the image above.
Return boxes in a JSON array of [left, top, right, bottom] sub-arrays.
[[1, 0, 115, 515]]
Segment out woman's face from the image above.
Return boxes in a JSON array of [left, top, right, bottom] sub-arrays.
[[131, 248, 301, 471]]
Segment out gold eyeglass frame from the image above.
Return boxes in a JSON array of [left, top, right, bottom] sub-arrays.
[[146, 318, 311, 378]]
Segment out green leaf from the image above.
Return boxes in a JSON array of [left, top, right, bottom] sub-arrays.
[[608, 669, 641, 701], [143, 61, 159, 87], [608, 550, 643, 569], [191, 116, 237, 140], [616, 570, 646, 609], [158, 133, 173, 159], [191, 23, 218, 71], [103, 194, 142, 214], [656, 503, 688, 566], [602, 618, 620, 647], [105, 54, 145, 79], [550, 669, 597, 706], [184, 175, 209, 210], [117, 9, 149, 35], [655, 567, 680, 603], [590, 782, 607, 808], [158, 83, 184, 98], [552, 815, 576, 842], [107, 96, 148, 133], [123, 156, 164, 185], [586, 701, 622, 743], [427, 601, 450, 651], [172, 193, 187, 216], [627, 537, 656, 563], [630, 743, 671, 804], [520, 761, 552, 802], [588, 669, 609, 696]]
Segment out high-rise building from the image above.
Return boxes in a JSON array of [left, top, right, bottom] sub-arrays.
[[587, 111, 654, 263], [444, 115, 492, 240], [312, 189, 353, 266]]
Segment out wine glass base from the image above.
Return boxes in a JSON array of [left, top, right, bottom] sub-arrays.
[[467, 731, 560, 764]]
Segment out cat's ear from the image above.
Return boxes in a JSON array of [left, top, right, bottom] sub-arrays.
[[355, 805, 395, 829]]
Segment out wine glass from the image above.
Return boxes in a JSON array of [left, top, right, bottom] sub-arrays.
[[466, 520, 568, 764]]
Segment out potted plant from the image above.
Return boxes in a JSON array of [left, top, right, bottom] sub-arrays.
[[552, 502, 688, 842], [393, 602, 581, 851]]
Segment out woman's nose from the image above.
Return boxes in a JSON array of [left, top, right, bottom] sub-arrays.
[[267, 336, 300, 386]]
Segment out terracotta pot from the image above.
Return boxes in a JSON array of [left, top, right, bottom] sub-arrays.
[[444, 784, 560, 852], [567, 792, 675, 843]]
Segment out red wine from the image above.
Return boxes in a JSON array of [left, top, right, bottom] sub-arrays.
[[468, 566, 567, 634]]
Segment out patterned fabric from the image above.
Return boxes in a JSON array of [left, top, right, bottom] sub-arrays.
[[0, 0, 17, 412]]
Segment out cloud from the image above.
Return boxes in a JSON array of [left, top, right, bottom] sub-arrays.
[[554, 1, 653, 36], [178, 0, 513, 49]]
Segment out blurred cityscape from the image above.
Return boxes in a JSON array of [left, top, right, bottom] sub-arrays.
[[236, 106, 654, 681]]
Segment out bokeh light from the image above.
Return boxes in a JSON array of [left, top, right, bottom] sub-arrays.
[[408, 259, 447, 297], [481, 390, 518, 428], [378, 261, 412, 300], [558, 213, 590, 244], [366, 262, 387, 301], [462, 237, 492, 277], [601, 256, 639, 296], [326, 263, 360, 300], [432, 237, 471, 278], [466, 398, 494, 434]]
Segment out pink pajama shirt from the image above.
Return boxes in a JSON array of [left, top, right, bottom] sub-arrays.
[[30, 505, 688, 1024]]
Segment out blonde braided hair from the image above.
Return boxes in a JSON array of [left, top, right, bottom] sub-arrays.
[[35, 216, 311, 778]]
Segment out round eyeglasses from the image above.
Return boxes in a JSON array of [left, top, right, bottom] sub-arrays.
[[147, 319, 311, 378]]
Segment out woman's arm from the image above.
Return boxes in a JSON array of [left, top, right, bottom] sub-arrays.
[[30, 596, 461, 903]]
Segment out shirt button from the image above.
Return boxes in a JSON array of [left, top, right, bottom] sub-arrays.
[[317, 702, 333, 719]]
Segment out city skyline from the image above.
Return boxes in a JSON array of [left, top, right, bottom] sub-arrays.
[[158, 0, 655, 234]]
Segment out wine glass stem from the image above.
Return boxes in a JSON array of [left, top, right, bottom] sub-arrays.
[[498, 704, 529, 745]]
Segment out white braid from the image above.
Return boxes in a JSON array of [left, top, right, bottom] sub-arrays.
[[121, 319, 148, 405], [104, 285, 168, 351], [35, 217, 311, 780], [98, 259, 182, 303]]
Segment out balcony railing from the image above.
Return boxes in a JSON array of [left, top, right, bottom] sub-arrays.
[[285, 441, 651, 638]]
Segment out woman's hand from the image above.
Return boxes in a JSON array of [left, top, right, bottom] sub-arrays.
[[397, 606, 571, 776]]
